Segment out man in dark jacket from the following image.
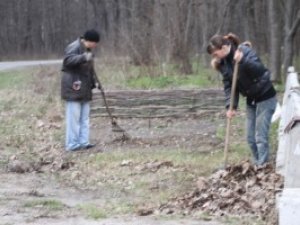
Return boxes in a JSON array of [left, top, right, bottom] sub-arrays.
[[207, 33, 277, 165], [61, 29, 100, 151]]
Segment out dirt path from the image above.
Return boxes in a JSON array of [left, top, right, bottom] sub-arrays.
[[0, 171, 223, 225], [0, 114, 225, 225], [25, 217, 222, 225], [0, 63, 227, 224], [0, 115, 225, 225]]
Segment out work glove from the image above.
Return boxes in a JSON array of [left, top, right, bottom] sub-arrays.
[[84, 52, 93, 61]]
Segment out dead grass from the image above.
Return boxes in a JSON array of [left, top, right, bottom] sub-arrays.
[[0, 64, 278, 224], [23, 199, 65, 211]]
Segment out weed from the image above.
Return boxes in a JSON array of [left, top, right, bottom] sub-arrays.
[[79, 204, 107, 219], [126, 72, 219, 89], [93, 60, 221, 89], [193, 211, 213, 221], [223, 215, 264, 225], [270, 121, 279, 155], [0, 63, 277, 225], [23, 199, 64, 211]]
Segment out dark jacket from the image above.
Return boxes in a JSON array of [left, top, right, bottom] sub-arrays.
[[219, 44, 276, 109], [61, 38, 95, 101]]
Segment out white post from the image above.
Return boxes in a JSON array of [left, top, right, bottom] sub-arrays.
[[277, 66, 300, 225]]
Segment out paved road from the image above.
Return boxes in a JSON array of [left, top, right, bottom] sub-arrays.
[[24, 217, 223, 225], [0, 59, 62, 71]]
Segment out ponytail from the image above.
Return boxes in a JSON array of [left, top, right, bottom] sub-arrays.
[[223, 33, 240, 49], [207, 32, 240, 54]]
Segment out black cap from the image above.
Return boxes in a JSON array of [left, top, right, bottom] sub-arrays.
[[83, 29, 100, 43]]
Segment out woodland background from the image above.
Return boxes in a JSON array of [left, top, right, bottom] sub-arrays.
[[0, 0, 299, 82]]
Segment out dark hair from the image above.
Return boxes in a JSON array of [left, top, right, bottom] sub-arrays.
[[83, 29, 100, 43], [206, 33, 240, 54]]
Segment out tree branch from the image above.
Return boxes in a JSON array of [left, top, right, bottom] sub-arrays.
[[216, 0, 233, 34]]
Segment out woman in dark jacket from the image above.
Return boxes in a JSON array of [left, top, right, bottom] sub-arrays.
[[207, 33, 277, 165], [61, 29, 99, 151]]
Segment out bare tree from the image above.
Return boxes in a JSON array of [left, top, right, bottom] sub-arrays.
[[283, 0, 300, 73], [130, 0, 155, 66], [0, 0, 299, 81], [268, 0, 282, 82], [166, 0, 194, 74]]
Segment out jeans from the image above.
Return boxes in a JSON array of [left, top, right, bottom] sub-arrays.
[[65, 101, 90, 151], [246, 96, 277, 165]]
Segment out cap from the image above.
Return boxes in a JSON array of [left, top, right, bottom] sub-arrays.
[[83, 29, 100, 43]]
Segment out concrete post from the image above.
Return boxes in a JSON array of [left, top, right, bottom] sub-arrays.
[[279, 189, 300, 225], [277, 66, 300, 225]]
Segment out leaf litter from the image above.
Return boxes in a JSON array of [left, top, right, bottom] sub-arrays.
[[158, 160, 283, 223]]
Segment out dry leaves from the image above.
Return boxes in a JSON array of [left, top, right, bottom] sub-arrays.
[[159, 160, 284, 221]]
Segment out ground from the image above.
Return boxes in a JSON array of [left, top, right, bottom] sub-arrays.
[[0, 64, 279, 225], [0, 116, 227, 225]]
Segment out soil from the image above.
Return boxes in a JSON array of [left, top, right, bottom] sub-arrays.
[[90, 115, 222, 152], [0, 172, 221, 225], [0, 62, 279, 224], [1, 115, 226, 225]]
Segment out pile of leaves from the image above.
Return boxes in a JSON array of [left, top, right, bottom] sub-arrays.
[[159, 161, 284, 221]]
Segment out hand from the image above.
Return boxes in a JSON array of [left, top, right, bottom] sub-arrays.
[[234, 49, 243, 63], [226, 109, 236, 119], [84, 52, 93, 61], [211, 57, 220, 70]]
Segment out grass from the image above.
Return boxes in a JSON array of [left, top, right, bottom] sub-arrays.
[[88, 147, 226, 176], [0, 70, 29, 89], [0, 62, 278, 224], [0, 66, 64, 160], [223, 215, 265, 225], [23, 199, 64, 211], [126, 73, 217, 89], [64, 145, 246, 217], [79, 204, 108, 219], [79, 201, 137, 219], [94, 59, 222, 89], [125, 66, 218, 89]]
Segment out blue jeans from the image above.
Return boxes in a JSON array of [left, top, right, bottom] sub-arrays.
[[65, 101, 90, 151], [246, 96, 277, 165]]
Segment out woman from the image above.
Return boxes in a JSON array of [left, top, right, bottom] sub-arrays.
[[207, 33, 277, 165]]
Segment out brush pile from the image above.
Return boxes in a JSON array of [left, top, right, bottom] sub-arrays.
[[159, 161, 283, 221]]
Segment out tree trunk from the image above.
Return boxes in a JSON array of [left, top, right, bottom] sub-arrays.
[[268, 0, 282, 82], [130, 0, 154, 66], [283, 0, 300, 74]]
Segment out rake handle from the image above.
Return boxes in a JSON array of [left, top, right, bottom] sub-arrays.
[[98, 85, 116, 125], [94, 76, 117, 126], [224, 62, 239, 167], [89, 59, 116, 126]]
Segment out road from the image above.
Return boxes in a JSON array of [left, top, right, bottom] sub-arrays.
[[0, 59, 62, 71]]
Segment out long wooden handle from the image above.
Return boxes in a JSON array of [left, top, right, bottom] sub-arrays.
[[224, 62, 239, 167]]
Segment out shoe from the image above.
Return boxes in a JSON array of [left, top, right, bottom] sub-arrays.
[[83, 144, 96, 149], [67, 146, 82, 152]]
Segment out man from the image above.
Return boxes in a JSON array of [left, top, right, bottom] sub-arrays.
[[61, 29, 100, 151]]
